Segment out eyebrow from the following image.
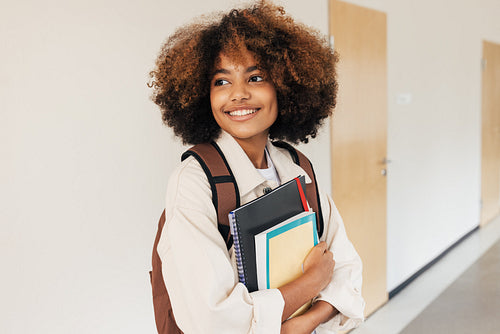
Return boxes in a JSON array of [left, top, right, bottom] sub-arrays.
[[213, 65, 259, 75]]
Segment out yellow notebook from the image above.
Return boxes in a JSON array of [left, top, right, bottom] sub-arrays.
[[255, 211, 318, 317]]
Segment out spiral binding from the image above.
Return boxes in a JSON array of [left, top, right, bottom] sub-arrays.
[[229, 212, 246, 285]]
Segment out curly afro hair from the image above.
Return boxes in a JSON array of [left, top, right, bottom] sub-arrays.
[[149, 0, 339, 145]]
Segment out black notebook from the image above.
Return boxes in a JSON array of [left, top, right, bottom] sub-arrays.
[[228, 175, 308, 292]]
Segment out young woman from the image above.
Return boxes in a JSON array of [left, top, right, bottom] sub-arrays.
[[150, 2, 365, 333]]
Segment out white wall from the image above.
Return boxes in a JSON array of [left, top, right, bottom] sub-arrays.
[[340, 0, 500, 290], [0, 1, 329, 333]]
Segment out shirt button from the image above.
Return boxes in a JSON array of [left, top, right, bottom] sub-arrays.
[[263, 187, 272, 194]]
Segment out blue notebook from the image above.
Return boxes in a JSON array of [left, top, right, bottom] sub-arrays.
[[255, 211, 318, 290], [255, 211, 318, 317]]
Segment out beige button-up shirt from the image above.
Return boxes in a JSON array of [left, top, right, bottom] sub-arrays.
[[158, 131, 365, 333]]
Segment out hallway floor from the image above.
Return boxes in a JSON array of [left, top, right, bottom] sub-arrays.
[[351, 215, 500, 334]]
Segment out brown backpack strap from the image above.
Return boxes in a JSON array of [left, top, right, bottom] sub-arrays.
[[181, 142, 240, 249], [271, 141, 324, 238]]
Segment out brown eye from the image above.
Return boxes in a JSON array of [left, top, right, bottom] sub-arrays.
[[249, 75, 264, 82], [214, 79, 230, 86]]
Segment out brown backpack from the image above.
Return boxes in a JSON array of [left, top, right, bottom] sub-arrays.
[[150, 141, 324, 333]]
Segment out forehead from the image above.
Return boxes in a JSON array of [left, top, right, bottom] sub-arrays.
[[213, 49, 258, 70]]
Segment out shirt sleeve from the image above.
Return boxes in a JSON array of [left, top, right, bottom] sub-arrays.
[[157, 157, 285, 334], [313, 189, 366, 333]]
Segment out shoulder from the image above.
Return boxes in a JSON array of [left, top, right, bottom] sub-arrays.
[[270, 141, 313, 168], [159, 155, 223, 256], [268, 141, 299, 167], [165, 155, 213, 215], [270, 141, 297, 159]]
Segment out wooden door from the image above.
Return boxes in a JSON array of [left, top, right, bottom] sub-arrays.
[[329, 0, 388, 316], [481, 41, 500, 226]]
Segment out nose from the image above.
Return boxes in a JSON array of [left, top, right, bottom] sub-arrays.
[[230, 82, 250, 101]]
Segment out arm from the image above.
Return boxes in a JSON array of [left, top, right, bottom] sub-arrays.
[[281, 301, 339, 334]]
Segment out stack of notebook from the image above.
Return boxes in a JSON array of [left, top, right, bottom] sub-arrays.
[[228, 176, 319, 315]]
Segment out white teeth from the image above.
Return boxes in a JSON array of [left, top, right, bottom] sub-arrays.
[[228, 109, 258, 116]]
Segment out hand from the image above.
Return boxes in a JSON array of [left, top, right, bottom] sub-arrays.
[[302, 241, 335, 292], [278, 242, 335, 321], [280, 316, 311, 334]]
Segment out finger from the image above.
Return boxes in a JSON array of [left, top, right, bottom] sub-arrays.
[[316, 241, 327, 252]]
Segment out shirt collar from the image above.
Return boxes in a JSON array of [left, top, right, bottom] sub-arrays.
[[266, 140, 312, 185], [215, 130, 312, 197]]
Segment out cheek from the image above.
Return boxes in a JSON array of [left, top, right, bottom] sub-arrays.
[[210, 90, 224, 113], [267, 90, 279, 115], [209, 91, 225, 128], [209, 92, 219, 118], [265, 84, 277, 104]]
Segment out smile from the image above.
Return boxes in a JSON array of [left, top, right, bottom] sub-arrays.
[[226, 108, 260, 116]]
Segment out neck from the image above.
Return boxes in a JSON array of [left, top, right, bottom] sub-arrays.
[[234, 135, 268, 169]]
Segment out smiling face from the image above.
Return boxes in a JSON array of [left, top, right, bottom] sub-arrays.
[[210, 50, 278, 149]]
